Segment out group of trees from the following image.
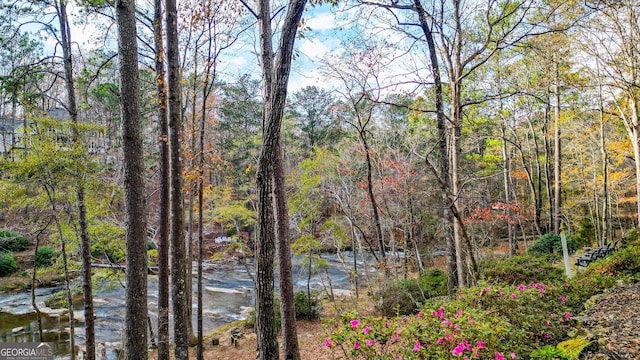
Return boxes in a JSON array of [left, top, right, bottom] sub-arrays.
[[1, 0, 640, 359]]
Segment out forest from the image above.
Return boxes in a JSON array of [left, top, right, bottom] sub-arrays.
[[1, 0, 640, 359]]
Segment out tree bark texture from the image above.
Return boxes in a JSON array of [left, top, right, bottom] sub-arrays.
[[116, 0, 149, 358], [553, 63, 562, 234], [166, 0, 189, 356], [153, 0, 170, 356], [255, 0, 307, 359]]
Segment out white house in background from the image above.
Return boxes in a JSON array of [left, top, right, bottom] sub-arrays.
[[0, 108, 107, 156], [0, 116, 26, 154]]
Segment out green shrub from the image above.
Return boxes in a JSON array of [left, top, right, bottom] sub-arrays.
[[530, 345, 569, 359], [379, 269, 447, 316], [0, 229, 30, 252], [294, 290, 321, 320], [0, 252, 18, 276], [529, 233, 578, 255], [623, 228, 640, 246], [481, 255, 566, 285], [35, 246, 55, 268], [575, 218, 595, 247], [91, 247, 125, 263]]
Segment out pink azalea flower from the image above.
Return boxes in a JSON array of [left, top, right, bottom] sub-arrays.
[[354, 342, 360, 350], [455, 310, 463, 318], [418, 311, 424, 318], [563, 282, 570, 287], [445, 333, 453, 342], [437, 337, 445, 345], [442, 319, 453, 327], [366, 339, 375, 346], [543, 333, 550, 339], [530, 282, 538, 288], [454, 324, 461, 330], [511, 353, 517, 359], [476, 341, 485, 349], [468, 317, 474, 324], [392, 333, 399, 342], [324, 339, 331, 347], [350, 319, 359, 328], [413, 341, 421, 351], [511, 293, 517, 300], [560, 295, 566, 304], [440, 306, 446, 312], [495, 352, 506, 360], [518, 285, 526, 291], [364, 327, 370, 334], [452, 343, 465, 356], [564, 312, 572, 319]]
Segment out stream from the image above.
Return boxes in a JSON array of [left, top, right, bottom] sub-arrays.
[[0, 251, 380, 359]]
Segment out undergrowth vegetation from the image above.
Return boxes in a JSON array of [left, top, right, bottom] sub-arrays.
[[324, 240, 640, 359]]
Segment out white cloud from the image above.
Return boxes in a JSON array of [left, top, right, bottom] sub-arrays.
[[298, 39, 331, 60], [304, 12, 337, 32]]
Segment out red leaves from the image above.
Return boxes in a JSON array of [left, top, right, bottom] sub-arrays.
[[464, 202, 523, 225]]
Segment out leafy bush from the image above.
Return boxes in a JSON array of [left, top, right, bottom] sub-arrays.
[[0, 229, 30, 252], [379, 269, 448, 316], [0, 252, 18, 276], [575, 218, 595, 247], [294, 290, 321, 320], [91, 247, 125, 263], [529, 233, 578, 255], [35, 246, 55, 268], [481, 255, 566, 285], [325, 242, 640, 359], [623, 228, 640, 246]]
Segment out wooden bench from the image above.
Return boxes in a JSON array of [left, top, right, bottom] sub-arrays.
[[575, 240, 619, 267]]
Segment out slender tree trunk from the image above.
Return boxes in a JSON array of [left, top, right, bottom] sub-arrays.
[[116, 0, 149, 358], [543, 92, 554, 233], [360, 129, 386, 264], [166, 0, 189, 356], [450, 82, 466, 287], [56, 2, 95, 358], [412, 0, 455, 294], [255, 1, 307, 359], [553, 63, 562, 234], [153, 0, 170, 356], [274, 138, 301, 360], [598, 75, 610, 246], [630, 97, 640, 227], [197, 121, 205, 360]]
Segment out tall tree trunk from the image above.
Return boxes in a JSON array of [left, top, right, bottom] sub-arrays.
[[116, 0, 149, 358], [450, 82, 466, 288], [197, 116, 205, 360], [274, 139, 301, 360], [153, 0, 170, 356], [553, 63, 562, 234], [413, 0, 456, 292], [166, 0, 189, 356], [254, 1, 306, 359], [597, 70, 610, 246], [360, 129, 386, 264], [543, 93, 554, 233], [630, 97, 640, 228], [56, 1, 95, 358]]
